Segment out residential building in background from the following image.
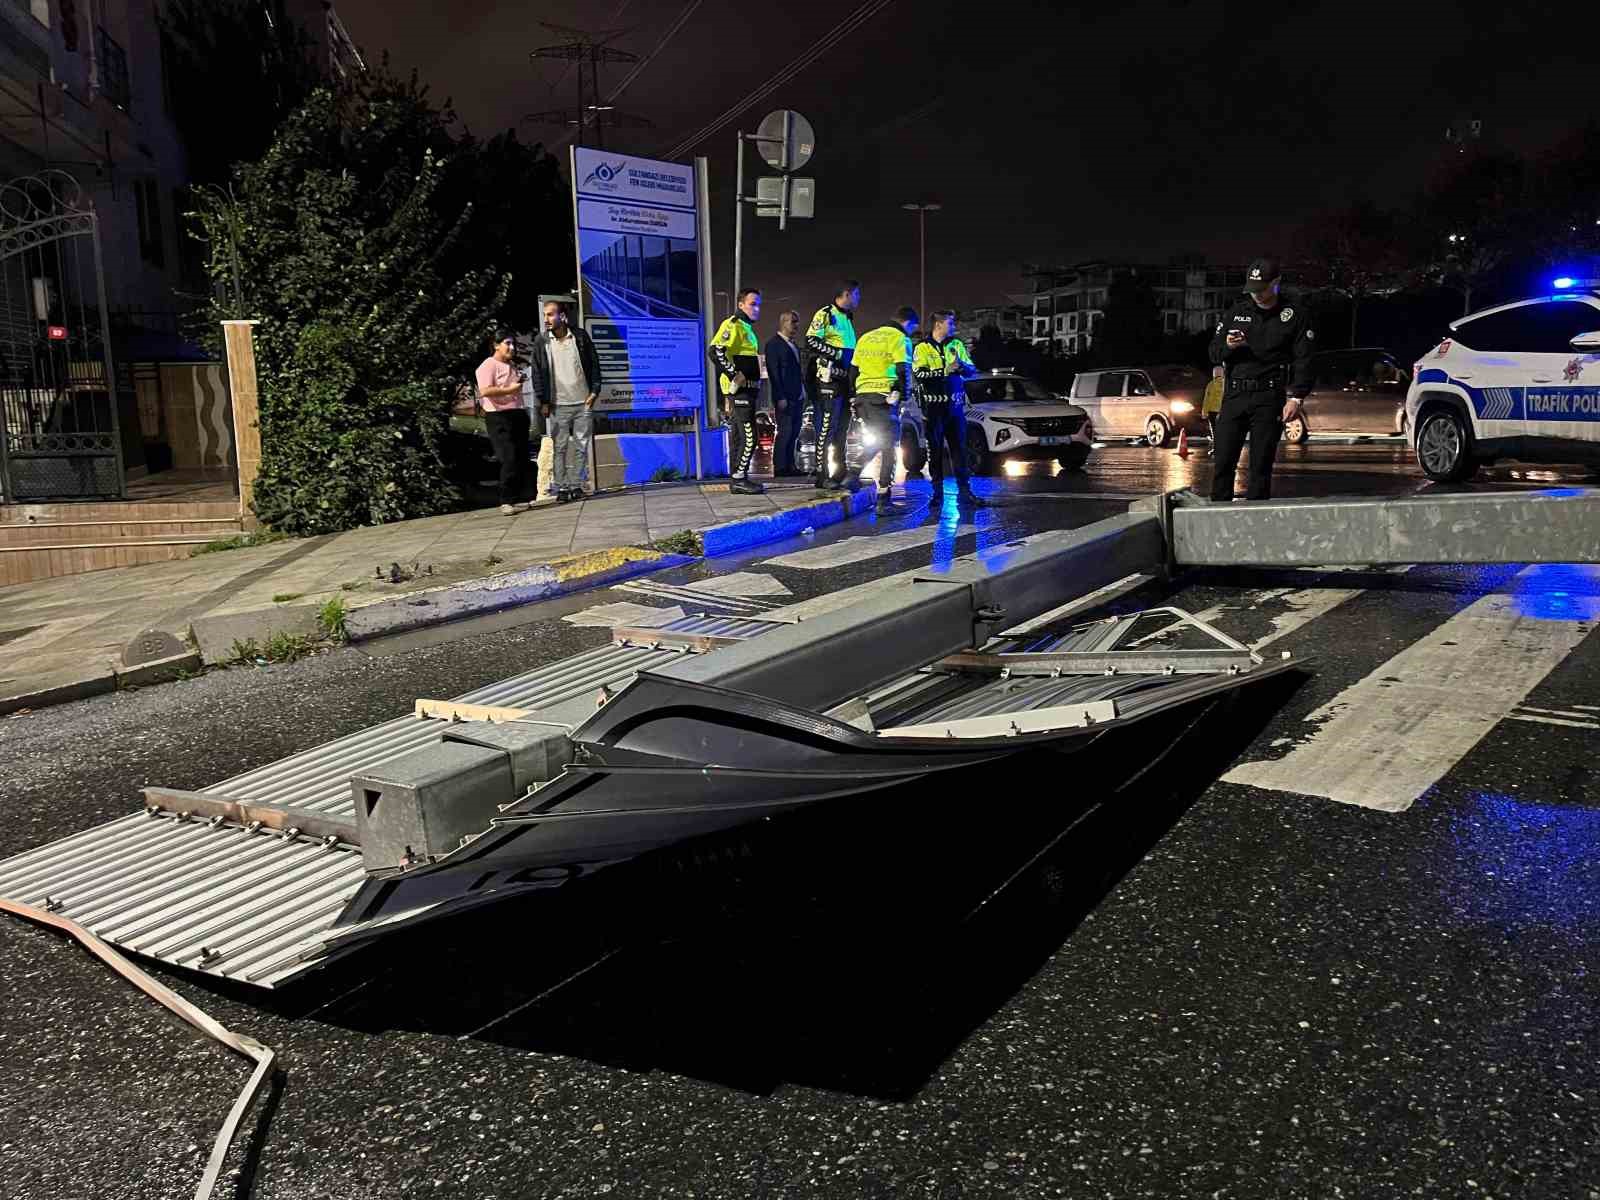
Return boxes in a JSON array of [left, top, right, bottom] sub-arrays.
[[1026, 260, 1251, 355], [0, 0, 189, 316], [0, 0, 358, 505], [964, 299, 1031, 341]]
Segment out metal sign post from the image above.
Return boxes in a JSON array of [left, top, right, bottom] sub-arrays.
[[731, 109, 815, 309]]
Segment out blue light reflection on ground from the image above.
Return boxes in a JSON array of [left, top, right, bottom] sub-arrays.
[[1446, 792, 1600, 933], [1507, 563, 1600, 622]]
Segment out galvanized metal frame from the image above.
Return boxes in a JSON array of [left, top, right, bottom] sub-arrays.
[[1166, 487, 1600, 566]]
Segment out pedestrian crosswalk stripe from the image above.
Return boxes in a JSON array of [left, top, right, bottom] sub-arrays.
[[761, 524, 974, 570], [1221, 566, 1599, 813]]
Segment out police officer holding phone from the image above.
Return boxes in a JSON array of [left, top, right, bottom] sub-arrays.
[[1207, 256, 1315, 501]]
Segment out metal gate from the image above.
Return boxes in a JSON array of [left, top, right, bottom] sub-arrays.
[[0, 170, 122, 501]]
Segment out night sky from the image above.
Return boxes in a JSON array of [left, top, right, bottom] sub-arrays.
[[336, 0, 1597, 330]]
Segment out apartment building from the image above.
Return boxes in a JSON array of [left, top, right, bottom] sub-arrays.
[[1028, 261, 1251, 355]]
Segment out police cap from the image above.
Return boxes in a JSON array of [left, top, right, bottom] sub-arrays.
[[1243, 257, 1281, 294]]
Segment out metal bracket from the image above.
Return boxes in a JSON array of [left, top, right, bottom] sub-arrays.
[[610, 627, 744, 653], [930, 606, 1263, 677], [414, 699, 531, 723]]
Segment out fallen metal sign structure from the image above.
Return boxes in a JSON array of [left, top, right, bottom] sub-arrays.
[[6, 482, 1596, 1199], [0, 511, 1293, 987], [8, 484, 1600, 991]]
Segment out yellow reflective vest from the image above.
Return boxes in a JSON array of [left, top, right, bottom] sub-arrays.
[[709, 313, 761, 396], [854, 323, 913, 400]]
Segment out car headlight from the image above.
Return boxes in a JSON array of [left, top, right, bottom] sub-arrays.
[[1169, 399, 1194, 413]]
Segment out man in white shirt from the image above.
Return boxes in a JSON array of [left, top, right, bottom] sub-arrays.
[[531, 301, 603, 503]]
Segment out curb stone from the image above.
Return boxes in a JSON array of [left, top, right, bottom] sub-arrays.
[[0, 487, 875, 715]]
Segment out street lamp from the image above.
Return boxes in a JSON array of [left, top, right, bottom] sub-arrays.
[[902, 202, 942, 319]]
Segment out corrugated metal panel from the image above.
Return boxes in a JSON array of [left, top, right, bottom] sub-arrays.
[[902, 673, 1172, 722], [204, 620, 780, 818], [657, 616, 783, 638], [0, 811, 364, 987], [207, 643, 685, 818]]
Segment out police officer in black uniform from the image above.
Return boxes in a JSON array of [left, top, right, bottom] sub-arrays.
[[1208, 256, 1315, 501]]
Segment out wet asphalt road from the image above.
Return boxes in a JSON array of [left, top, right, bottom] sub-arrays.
[[2, 443, 1598, 1200]]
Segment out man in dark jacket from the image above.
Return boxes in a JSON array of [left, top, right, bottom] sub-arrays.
[[765, 310, 805, 475], [531, 300, 604, 502], [1208, 256, 1314, 501]]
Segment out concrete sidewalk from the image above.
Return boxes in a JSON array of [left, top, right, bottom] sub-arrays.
[[0, 479, 861, 714]]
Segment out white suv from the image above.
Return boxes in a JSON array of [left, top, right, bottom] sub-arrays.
[[1406, 287, 1600, 482]]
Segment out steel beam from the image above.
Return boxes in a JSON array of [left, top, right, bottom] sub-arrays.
[[930, 648, 1258, 677], [1167, 487, 1600, 567], [141, 788, 358, 846], [651, 516, 1169, 713]]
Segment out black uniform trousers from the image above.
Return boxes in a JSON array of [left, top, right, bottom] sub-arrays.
[[484, 408, 535, 505], [726, 387, 759, 480], [924, 397, 970, 485], [1209, 386, 1285, 501], [849, 393, 900, 489], [814, 378, 852, 485]]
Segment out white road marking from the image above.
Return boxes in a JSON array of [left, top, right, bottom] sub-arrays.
[[563, 602, 686, 629], [1129, 568, 1409, 652], [613, 580, 780, 611], [761, 524, 973, 570], [1506, 712, 1600, 731], [681, 572, 791, 598], [1223, 567, 1599, 813], [1516, 705, 1600, 721]]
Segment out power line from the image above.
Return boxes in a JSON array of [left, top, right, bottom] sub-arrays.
[[660, 0, 897, 161], [548, 0, 703, 153]]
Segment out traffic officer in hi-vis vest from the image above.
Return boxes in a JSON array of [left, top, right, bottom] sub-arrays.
[[709, 287, 765, 495], [848, 305, 918, 513], [806, 280, 860, 490], [913, 308, 981, 506]]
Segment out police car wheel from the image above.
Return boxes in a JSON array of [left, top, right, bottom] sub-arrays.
[[1416, 409, 1475, 482], [1283, 416, 1309, 444], [1145, 416, 1170, 448]]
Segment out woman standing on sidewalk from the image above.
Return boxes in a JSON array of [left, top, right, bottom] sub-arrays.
[[475, 332, 534, 515]]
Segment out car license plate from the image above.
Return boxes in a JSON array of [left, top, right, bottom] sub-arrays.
[[1038, 435, 1065, 446]]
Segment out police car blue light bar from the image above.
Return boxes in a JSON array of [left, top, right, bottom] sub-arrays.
[[1554, 277, 1576, 289], [1553, 276, 1599, 290]]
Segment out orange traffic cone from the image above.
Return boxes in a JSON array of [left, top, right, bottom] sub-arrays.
[[1176, 426, 1189, 459]]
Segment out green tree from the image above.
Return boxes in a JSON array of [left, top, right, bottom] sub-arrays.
[[1291, 201, 1405, 346], [192, 72, 508, 534], [1410, 151, 1529, 316], [442, 129, 572, 330], [1527, 122, 1600, 272]]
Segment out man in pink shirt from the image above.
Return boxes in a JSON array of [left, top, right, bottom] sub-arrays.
[[475, 332, 533, 514]]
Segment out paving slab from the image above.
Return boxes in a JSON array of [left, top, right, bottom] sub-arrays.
[[0, 479, 869, 715]]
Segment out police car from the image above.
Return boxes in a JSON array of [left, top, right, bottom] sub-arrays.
[[1406, 279, 1600, 482], [963, 369, 1095, 475]]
